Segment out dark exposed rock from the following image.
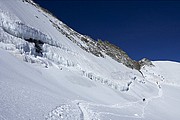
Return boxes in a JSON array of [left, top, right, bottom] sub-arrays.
[[49, 18, 142, 70], [139, 58, 154, 67], [25, 38, 43, 56]]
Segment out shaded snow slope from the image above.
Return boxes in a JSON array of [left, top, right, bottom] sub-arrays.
[[0, 0, 180, 120]]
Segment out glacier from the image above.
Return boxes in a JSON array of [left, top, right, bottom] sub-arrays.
[[0, 0, 180, 120]]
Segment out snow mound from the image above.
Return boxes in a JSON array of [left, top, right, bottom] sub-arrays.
[[46, 102, 83, 120]]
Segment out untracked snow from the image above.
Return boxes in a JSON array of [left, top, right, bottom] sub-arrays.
[[0, 0, 180, 120]]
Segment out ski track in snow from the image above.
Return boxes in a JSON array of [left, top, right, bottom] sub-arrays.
[[79, 80, 164, 119], [46, 82, 163, 120], [140, 81, 163, 118]]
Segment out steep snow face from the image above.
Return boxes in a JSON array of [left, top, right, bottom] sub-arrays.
[[0, 0, 142, 91], [0, 0, 180, 120], [1, 13, 52, 44], [0, 0, 140, 70]]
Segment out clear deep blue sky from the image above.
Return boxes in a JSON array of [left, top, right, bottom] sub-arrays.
[[34, 0, 180, 62]]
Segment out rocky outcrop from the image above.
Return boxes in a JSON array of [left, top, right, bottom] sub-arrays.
[[139, 58, 154, 67], [22, 0, 142, 70], [49, 18, 141, 70]]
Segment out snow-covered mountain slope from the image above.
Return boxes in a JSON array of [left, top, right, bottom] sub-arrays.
[[0, 0, 180, 120], [0, 0, 142, 92]]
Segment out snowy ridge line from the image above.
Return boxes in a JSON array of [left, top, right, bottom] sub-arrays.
[[49, 19, 88, 49], [30, 0, 88, 50]]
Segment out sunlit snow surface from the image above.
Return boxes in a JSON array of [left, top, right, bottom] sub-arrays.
[[0, 0, 180, 120]]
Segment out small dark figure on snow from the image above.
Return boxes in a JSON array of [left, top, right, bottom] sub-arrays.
[[143, 98, 146, 102]]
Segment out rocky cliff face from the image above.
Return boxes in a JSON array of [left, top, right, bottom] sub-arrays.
[[139, 58, 154, 67], [79, 38, 141, 70]]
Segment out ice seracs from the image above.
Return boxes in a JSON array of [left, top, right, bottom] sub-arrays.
[[0, 0, 180, 120]]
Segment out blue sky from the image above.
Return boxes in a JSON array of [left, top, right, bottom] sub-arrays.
[[34, 0, 180, 62]]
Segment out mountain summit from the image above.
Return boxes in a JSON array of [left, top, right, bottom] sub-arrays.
[[0, 0, 180, 120]]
